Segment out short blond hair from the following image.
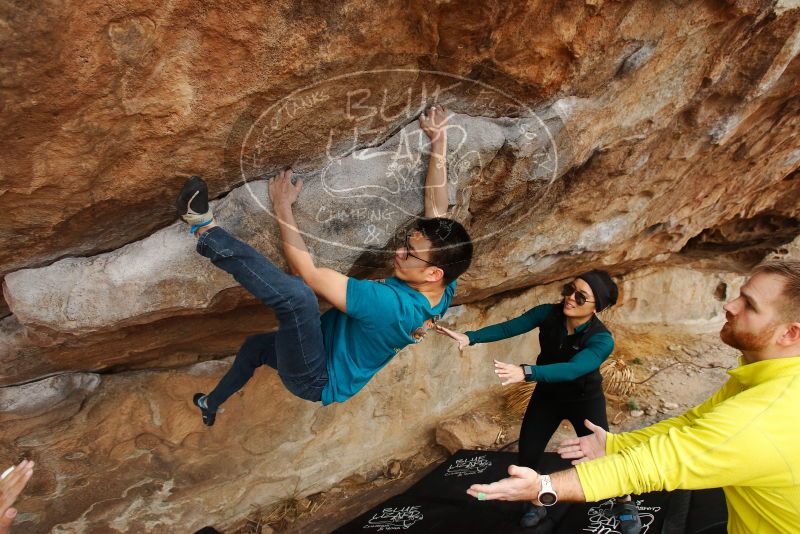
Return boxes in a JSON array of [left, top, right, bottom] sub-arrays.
[[752, 260, 800, 321]]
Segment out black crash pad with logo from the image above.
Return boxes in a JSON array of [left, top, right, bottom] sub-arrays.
[[334, 449, 727, 534]]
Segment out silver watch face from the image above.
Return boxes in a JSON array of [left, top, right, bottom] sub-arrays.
[[539, 491, 557, 506]]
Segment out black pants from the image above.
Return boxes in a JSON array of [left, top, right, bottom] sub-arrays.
[[518, 386, 609, 472]]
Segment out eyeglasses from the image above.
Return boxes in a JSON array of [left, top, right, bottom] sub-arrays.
[[401, 231, 442, 269], [561, 283, 594, 306]]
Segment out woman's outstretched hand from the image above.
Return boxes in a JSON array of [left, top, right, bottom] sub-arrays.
[[433, 324, 470, 351], [494, 360, 525, 385]]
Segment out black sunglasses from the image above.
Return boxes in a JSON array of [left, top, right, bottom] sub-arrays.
[[401, 232, 442, 269], [561, 283, 595, 306]]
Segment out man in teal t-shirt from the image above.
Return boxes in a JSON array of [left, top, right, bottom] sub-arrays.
[[178, 106, 473, 425], [320, 276, 457, 404]]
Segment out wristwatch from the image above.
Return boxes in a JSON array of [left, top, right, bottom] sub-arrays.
[[521, 364, 534, 381], [537, 474, 558, 506]]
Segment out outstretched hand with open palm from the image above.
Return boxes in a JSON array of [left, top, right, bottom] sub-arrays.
[[433, 324, 470, 351], [0, 460, 34, 534], [556, 420, 607, 465]]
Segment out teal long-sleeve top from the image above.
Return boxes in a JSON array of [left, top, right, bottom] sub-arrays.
[[464, 303, 614, 383]]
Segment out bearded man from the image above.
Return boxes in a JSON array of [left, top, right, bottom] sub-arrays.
[[467, 260, 800, 534]]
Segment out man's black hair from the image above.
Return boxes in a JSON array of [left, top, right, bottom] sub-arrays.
[[414, 217, 473, 284]]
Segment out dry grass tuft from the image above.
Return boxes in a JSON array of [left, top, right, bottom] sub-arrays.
[[600, 357, 635, 400], [240, 488, 326, 533], [504, 381, 536, 419]]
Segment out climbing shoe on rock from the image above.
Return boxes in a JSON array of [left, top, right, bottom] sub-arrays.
[[176, 176, 214, 233], [193, 393, 216, 427]]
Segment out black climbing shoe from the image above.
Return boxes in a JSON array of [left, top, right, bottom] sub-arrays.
[[610, 501, 642, 534], [193, 393, 216, 427], [176, 176, 214, 227], [520, 503, 547, 528]]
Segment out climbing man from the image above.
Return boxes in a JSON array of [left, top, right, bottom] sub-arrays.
[[467, 260, 800, 534], [176, 105, 472, 425]]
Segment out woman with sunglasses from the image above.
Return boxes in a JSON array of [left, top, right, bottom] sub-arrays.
[[435, 270, 640, 532]]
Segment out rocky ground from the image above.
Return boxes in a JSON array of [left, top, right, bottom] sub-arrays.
[[227, 325, 738, 533]]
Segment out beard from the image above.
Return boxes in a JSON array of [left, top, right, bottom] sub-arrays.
[[720, 319, 778, 352]]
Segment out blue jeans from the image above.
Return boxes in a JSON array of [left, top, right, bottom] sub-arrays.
[[197, 227, 328, 408]]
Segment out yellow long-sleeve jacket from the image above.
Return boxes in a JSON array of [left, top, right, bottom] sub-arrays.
[[576, 356, 800, 534]]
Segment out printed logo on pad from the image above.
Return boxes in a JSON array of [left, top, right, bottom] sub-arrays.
[[444, 454, 492, 477], [363, 505, 424, 531]]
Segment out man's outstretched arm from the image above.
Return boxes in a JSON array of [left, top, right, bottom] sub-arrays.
[[269, 169, 348, 313], [467, 465, 586, 504], [419, 105, 450, 218], [471, 385, 791, 503]]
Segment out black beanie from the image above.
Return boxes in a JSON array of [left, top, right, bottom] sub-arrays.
[[576, 270, 618, 312]]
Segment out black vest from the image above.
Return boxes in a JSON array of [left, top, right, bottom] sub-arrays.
[[534, 306, 610, 399]]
